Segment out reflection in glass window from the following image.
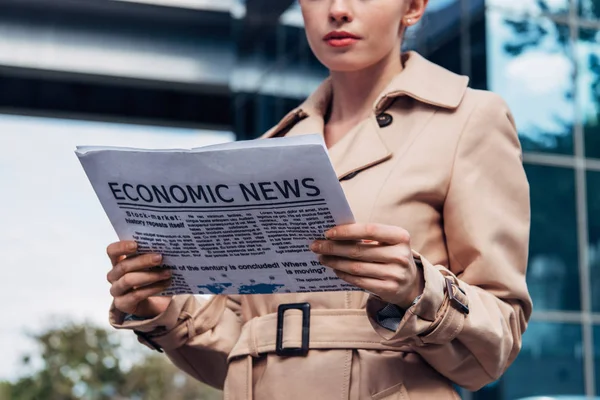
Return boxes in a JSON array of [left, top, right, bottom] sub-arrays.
[[577, 27, 600, 160], [579, 0, 600, 20], [487, 0, 570, 17], [486, 9, 574, 154], [525, 164, 580, 311], [503, 322, 584, 399], [588, 172, 600, 312]]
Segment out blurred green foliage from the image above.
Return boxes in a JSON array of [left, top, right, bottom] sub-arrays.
[[0, 323, 221, 400]]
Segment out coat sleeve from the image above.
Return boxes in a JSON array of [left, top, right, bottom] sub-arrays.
[[110, 294, 243, 390], [366, 92, 533, 391]]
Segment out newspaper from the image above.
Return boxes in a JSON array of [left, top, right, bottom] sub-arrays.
[[76, 134, 358, 295]]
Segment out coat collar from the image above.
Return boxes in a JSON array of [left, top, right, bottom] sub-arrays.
[[266, 51, 469, 134], [262, 52, 469, 179], [372, 51, 470, 113]]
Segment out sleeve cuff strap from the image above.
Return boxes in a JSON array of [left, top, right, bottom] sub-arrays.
[[367, 252, 470, 344]]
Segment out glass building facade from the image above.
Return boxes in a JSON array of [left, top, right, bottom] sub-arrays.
[[482, 1, 600, 399], [241, 1, 600, 398]]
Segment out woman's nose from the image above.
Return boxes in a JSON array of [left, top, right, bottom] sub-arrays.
[[329, 0, 353, 23]]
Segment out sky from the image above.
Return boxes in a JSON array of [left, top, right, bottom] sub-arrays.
[[0, 115, 233, 380]]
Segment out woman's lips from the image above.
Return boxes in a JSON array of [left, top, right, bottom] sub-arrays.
[[326, 37, 359, 47], [323, 31, 360, 47]]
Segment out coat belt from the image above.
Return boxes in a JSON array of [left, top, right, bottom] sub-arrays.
[[224, 308, 410, 400], [229, 308, 403, 360]]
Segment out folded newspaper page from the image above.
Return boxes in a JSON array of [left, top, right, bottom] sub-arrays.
[[76, 134, 359, 295]]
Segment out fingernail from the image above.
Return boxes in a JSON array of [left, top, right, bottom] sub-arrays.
[[152, 254, 162, 263], [162, 270, 172, 277], [310, 242, 321, 252], [325, 229, 336, 238], [128, 242, 137, 251]]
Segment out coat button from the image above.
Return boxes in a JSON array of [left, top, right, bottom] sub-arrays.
[[376, 113, 393, 127]]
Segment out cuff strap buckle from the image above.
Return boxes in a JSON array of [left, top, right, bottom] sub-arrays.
[[445, 278, 469, 315]]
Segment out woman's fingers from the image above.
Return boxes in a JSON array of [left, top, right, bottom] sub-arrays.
[[107, 240, 138, 266], [110, 270, 172, 297], [332, 269, 395, 295], [107, 253, 163, 283], [311, 240, 411, 265], [319, 255, 401, 281], [325, 223, 411, 245], [113, 280, 172, 315], [313, 224, 423, 308], [106, 240, 173, 317]]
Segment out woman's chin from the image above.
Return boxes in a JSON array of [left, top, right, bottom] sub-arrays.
[[320, 57, 373, 73]]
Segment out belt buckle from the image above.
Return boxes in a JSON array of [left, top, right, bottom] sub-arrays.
[[276, 302, 310, 357]]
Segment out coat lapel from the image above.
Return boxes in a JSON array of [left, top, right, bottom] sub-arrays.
[[264, 78, 392, 180], [327, 116, 392, 180], [280, 112, 392, 180], [373, 51, 470, 114], [262, 51, 469, 180]]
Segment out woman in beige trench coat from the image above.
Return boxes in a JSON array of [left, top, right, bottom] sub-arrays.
[[105, 0, 533, 398]]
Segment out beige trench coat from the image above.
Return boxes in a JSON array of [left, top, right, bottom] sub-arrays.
[[110, 52, 533, 400]]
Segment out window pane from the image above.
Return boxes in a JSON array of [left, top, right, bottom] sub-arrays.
[[486, 10, 574, 154], [469, 5, 488, 90], [593, 325, 600, 396], [526, 164, 580, 311], [589, 171, 600, 312], [579, 0, 600, 20], [487, 0, 570, 17], [502, 322, 584, 399], [577, 27, 600, 160]]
